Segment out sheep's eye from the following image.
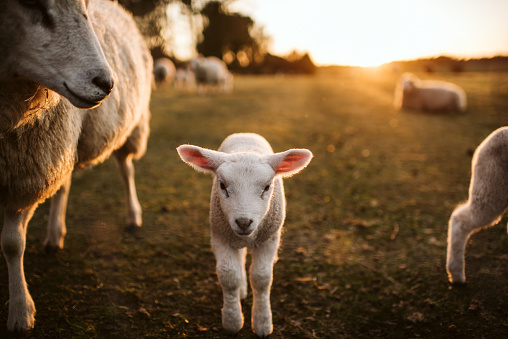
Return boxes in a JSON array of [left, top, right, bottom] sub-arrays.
[[264, 185, 271, 192]]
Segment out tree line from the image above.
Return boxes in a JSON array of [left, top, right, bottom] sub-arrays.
[[117, 0, 316, 74]]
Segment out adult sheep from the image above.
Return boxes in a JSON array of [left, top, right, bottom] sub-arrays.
[[154, 57, 176, 85], [177, 133, 313, 336], [447, 127, 508, 284], [0, 0, 152, 331], [189, 55, 233, 94], [394, 73, 467, 113], [174, 67, 196, 91]]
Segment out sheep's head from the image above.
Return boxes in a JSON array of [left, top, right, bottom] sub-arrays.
[[0, 0, 114, 109], [177, 145, 313, 236]]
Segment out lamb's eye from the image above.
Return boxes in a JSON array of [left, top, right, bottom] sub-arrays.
[[219, 182, 230, 197], [264, 185, 271, 192]]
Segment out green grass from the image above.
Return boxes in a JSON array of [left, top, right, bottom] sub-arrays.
[[1, 69, 508, 338]]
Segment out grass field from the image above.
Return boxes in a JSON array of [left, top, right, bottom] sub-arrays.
[[1, 69, 508, 338]]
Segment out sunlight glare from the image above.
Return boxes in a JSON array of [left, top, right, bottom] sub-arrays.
[[241, 0, 508, 67]]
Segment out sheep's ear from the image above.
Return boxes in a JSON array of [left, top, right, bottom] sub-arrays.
[[268, 149, 313, 178], [176, 145, 224, 174]]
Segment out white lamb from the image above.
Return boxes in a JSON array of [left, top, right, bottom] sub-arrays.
[[154, 57, 176, 85], [189, 55, 233, 94], [394, 73, 467, 113], [447, 127, 508, 284], [0, 0, 151, 331], [177, 133, 313, 337]]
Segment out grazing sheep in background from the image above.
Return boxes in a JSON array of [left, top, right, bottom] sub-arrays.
[[174, 67, 196, 91], [394, 73, 467, 113], [0, 0, 152, 331], [189, 55, 234, 94], [446, 127, 508, 284], [177, 133, 313, 337], [154, 57, 176, 85]]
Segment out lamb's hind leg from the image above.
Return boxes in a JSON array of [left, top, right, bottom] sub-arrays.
[[2, 206, 37, 331], [114, 153, 142, 229], [44, 173, 72, 252]]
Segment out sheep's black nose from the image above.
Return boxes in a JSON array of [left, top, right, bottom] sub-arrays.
[[93, 75, 114, 95], [235, 218, 253, 231]]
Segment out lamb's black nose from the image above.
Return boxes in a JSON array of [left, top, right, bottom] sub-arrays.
[[235, 218, 253, 231]]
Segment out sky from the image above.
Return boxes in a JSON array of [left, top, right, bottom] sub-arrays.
[[170, 0, 508, 67]]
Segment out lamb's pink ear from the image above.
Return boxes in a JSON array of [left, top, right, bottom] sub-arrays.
[[176, 145, 224, 174], [268, 149, 313, 177]]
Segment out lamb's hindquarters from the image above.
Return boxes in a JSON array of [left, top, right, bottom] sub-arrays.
[[213, 233, 280, 337], [446, 128, 508, 284]]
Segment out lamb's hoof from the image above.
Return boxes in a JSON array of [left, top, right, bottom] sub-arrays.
[[222, 308, 243, 334]]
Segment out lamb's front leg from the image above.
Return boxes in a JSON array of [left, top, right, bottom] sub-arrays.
[[2, 207, 37, 331], [213, 240, 245, 334], [44, 173, 72, 252], [250, 234, 280, 337]]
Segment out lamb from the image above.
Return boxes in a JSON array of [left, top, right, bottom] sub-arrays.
[[189, 55, 233, 94], [0, 0, 152, 331], [446, 127, 508, 284], [154, 57, 176, 85], [177, 133, 313, 337], [394, 73, 467, 113]]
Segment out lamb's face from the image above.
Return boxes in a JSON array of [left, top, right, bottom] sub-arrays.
[[177, 142, 314, 237], [215, 155, 275, 236]]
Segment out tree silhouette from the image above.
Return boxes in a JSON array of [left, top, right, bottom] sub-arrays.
[[197, 1, 258, 68]]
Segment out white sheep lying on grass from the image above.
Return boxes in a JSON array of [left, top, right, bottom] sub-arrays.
[[177, 133, 313, 337], [394, 73, 467, 113], [447, 127, 508, 284], [0, 0, 151, 331], [154, 57, 176, 85]]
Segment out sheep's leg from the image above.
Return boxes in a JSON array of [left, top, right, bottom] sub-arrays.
[[212, 240, 245, 334], [250, 233, 280, 337], [44, 173, 72, 252], [114, 154, 142, 229], [447, 134, 508, 284], [2, 206, 37, 331], [447, 200, 506, 284]]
